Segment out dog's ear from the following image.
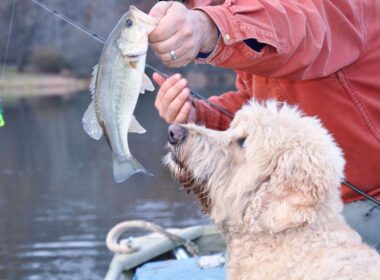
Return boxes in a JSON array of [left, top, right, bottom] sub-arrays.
[[244, 149, 331, 233]]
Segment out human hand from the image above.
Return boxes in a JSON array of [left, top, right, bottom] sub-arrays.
[[153, 72, 196, 124], [149, 1, 218, 68]]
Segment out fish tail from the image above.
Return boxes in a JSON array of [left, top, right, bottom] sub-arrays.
[[112, 154, 153, 183]]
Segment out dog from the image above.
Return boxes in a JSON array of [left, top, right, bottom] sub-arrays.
[[165, 100, 380, 279]]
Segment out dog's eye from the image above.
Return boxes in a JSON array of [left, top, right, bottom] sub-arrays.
[[237, 137, 246, 147]]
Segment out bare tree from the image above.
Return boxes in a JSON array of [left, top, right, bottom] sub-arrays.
[[0, 0, 160, 74]]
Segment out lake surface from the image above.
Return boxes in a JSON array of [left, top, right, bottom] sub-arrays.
[[0, 85, 220, 279]]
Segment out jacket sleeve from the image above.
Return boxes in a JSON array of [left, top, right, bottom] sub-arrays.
[[194, 0, 366, 79], [186, 0, 225, 8], [193, 72, 251, 130]]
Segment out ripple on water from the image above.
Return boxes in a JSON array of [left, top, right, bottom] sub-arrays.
[[0, 94, 212, 279]]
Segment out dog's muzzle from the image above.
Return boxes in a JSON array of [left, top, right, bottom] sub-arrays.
[[166, 124, 211, 213], [168, 124, 187, 145]]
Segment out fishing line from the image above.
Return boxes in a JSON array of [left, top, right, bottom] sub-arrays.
[[29, 0, 234, 120], [17, 0, 380, 209], [0, 0, 17, 127], [1, 0, 16, 78]]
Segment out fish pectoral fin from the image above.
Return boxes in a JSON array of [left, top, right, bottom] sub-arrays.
[[90, 64, 98, 97], [128, 115, 146, 134], [139, 73, 155, 94], [82, 100, 103, 140]]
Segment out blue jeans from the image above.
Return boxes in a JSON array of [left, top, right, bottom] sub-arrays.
[[343, 200, 380, 252]]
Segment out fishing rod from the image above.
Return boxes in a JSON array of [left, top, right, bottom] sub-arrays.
[[28, 0, 380, 206], [342, 181, 380, 207], [29, 0, 234, 119], [0, 0, 17, 128]]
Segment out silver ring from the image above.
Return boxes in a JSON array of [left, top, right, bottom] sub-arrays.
[[170, 50, 177, 61]]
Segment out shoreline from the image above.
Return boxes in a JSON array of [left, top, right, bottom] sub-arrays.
[[0, 72, 89, 100]]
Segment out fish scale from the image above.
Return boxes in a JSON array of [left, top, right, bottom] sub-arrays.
[[82, 6, 157, 183]]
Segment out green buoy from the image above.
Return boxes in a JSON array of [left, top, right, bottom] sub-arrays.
[[0, 105, 5, 127]]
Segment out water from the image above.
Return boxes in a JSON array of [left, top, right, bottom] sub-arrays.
[[0, 90, 212, 279]]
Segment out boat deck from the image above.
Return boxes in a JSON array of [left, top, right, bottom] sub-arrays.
[[105, 225, 226, 280]]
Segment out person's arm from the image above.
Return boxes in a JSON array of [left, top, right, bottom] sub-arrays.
[[153, 71, 251, 130], [194, 0, 366, 79]]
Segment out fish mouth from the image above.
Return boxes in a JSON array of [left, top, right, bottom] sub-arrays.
[[122, 53, 143, 62]]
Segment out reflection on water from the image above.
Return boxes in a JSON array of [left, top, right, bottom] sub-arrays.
[[0, 90, 213, 279]]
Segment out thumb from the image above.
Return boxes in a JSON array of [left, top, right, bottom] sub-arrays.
[[149, 1, 174, 20], [152, 72, 167, 86]]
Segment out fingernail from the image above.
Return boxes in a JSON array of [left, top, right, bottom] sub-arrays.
[[174, 73, 181, 80], [179, 79, 187, 86]]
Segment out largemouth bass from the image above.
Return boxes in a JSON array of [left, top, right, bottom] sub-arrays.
[[82, 6, 157, 183]]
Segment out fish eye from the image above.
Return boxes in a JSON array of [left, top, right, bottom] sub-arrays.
[[125, 18, 133, 28]]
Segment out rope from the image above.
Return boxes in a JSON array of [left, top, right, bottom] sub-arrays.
[[106, 220, 199, 256]]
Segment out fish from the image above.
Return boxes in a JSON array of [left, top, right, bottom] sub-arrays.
[[82, 6, 158, 183]]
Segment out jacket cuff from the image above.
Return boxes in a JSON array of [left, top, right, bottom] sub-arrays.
[[193, 5, 277, 66], [193, 5, 235, 64]]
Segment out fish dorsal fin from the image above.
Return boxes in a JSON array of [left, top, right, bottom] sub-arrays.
[[82, 100, 103, 140], [90, 64, 98, 97], [129, 115, 146, 134], [139, 73, 155, 94]]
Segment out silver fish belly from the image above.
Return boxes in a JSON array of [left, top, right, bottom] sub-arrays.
[[82, 6, 157, 183]]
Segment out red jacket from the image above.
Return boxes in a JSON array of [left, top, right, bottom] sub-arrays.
[[188, 0, 380, 202]]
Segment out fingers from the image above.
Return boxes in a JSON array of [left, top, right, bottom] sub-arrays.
[[167, 88, 190, 122], [162, 46, 194, 68], [155, 74, 183, 109], [152, 72, 167, 86], [148, 2, 202, 68], [149, 2, 218, 68], [153, 73, 194, 123], [149, 1, 173, 20], [174, 101, 193, 124], [150, 31, 183, 55], [149, 2, 177, 43], [151, 34, 195, 68], [157, 75, 188, 111]]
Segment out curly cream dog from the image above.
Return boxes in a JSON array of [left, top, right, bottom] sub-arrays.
[[165, 101, 380, 280]]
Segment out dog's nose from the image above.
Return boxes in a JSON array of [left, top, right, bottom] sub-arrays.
[[168, 124, 187, 145]]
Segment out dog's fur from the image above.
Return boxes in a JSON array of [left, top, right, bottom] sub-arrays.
[[165, 101, 380, 279]]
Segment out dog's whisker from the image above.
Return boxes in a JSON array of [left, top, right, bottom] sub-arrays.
[[164, 101, 380, 278]]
